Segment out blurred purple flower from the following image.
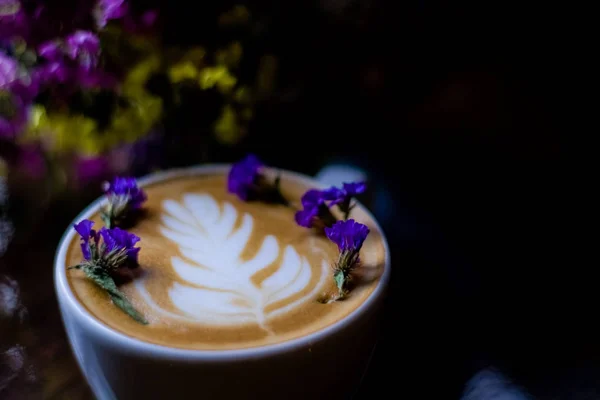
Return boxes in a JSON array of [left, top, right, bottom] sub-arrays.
[[65, 30, 100, 69], [103, 176, 146, 210], [0, 51, 18, 86], [32, 61, 70, 85], [75, 155, 110, 184], [227, 154, 263, 200], [37, 40, 63, 61], [94, 0, 127, 28]]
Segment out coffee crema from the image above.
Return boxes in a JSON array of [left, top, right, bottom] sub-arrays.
[[64, 171, 386, 350]]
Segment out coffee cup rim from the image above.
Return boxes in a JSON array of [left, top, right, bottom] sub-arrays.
[[54, 163, 391, 361]]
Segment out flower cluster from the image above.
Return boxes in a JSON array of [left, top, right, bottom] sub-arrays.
[[73, 219, 140, 269], [227, 154, 371, 301], [69, 175, 147, 323], [325, 219, 370, 299], [101, 176, 147, 227], [295, 181, 366, 228]]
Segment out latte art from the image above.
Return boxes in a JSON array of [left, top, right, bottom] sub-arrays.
[[65, 172, 385, 350], [135, 193, 328, 329]]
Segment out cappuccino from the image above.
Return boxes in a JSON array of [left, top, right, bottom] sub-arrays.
[[64, 170, 386, 350]]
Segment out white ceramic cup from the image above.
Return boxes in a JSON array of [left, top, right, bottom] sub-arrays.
[[54, 164, 391, 400]]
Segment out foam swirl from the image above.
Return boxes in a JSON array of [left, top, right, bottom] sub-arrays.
[[135, 193, 328, 330]]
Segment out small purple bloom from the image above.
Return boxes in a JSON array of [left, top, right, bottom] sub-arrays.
[[104, 176, 147, 210], [94, 0, 127, 28], [99, 226, 140, 264], [33, 61, 70, 84], [65, 31, 100, 69], [343, 181, 367, 197], [325, 219, 370, 252], [74, 155, 110, 185], [37, 40, 63, 61], [227, 154, 264, 200], [323, 181, 367, 206], [294, 189, 326, 228], [0, 52, 18, 86], [73, 219, 98, 260]]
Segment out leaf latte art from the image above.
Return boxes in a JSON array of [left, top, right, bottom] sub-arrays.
[[135, 193, 328, 330]]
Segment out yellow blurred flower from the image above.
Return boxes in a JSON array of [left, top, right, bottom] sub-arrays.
[[198, 66, 237, 94], [21, 54, 163, 157], [168, 61, 199, 83], [213, 105, 244, 145]]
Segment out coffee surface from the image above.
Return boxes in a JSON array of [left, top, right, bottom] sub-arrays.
[[64, 171, 386, 350]]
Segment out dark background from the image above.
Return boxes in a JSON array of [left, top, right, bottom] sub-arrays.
[[2, 0, 577, 398]]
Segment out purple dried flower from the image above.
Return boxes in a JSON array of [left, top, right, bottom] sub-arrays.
[[73, 219, 141, 267], [322, 181, 366, 219], [70, 219, 147, 324], [99, 226, 140, 264], [65, 30, 100, 69], [227, 154, 263, 201], [73, 219, 99, 260], [94, 0, 127, 28], [294, 188, 339, 229], [101, 176, 146, 228], [294, 190, 327, 228], [104, 176, 146, 209], [321, 219, 370, 300], [325, 219, 370, 253]]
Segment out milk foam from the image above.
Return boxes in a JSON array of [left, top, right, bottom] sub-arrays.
[[134, 193, 328, 330]]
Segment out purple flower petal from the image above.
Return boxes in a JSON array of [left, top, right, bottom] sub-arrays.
[[325, 219, 370, 252], [342, 181, 366, 196], [73, 219, 96, 260], [94, 0, 127, 28], [295, 207, 319, 228], [37, 40, 63, 61], [104, 176, 147, 209], [227, 154, 263, 200], [65, 31, 100, 69], [99, 227, 141, 264]]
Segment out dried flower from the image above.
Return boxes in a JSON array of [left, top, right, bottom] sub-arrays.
[[94, 0, 127, 28], [323, 181, 366, 220], [227, 154, 288, 205], [101, 176, 147, 228], [294, 189, 336, 229], [322, 219, 370, 301], [70, 219, 146, 323], [65, 30, 100, 69]]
